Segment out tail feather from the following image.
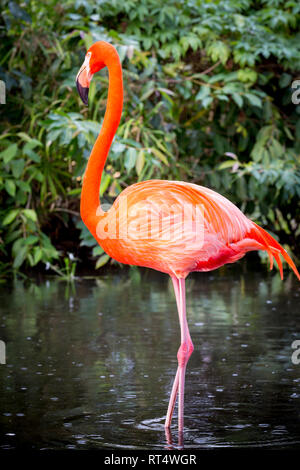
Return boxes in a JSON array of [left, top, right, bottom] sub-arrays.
[[269, 252, 274, 271], [273, 251, 283, 279], [251, 222, 300, 280]]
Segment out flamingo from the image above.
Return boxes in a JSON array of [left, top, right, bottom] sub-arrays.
[[76, 41, 300, 437]]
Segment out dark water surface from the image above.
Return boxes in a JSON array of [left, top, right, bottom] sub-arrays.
[[0, 265, 299, 450]]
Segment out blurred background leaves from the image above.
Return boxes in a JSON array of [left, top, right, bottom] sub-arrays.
[[0, 0, 300, 279]]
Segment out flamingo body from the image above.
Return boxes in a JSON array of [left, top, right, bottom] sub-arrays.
[[93, 179, 299, 280]]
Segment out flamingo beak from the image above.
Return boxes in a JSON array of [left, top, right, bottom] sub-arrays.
[[76, 53, 92, 105]]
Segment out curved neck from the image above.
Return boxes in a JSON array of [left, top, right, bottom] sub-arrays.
[[80, 48, 123, 230]]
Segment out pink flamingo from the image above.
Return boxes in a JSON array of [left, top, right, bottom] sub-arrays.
[[76, 41, 300, 435]]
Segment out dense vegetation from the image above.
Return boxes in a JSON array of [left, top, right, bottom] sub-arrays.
[[0, 0, 300, 279]]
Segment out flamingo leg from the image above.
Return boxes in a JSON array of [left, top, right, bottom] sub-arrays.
[[165, 276, 194, 433]]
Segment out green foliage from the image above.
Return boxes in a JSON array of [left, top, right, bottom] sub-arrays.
[[0, 0, 299, 276]]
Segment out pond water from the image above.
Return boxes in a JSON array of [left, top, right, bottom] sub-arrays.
[[0, 264, 299, 450]]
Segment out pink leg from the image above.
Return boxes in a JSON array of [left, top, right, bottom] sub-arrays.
[[165, 277, 181, 428], [165, 276, 194, 432]]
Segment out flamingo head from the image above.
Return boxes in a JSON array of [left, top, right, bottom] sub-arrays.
[[76, 42, 110, 105]]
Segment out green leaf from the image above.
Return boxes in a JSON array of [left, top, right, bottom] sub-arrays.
[[234, 50, 255, 67], [236, 176, 247, 199], [33, 247, 43, 265], [11, 159, 25, 178], [13, 245, 28, 269], [218, 160, 236, 170], [17, 181, 31, 193], [244, 93, 262, 108], [269, 139, 284, 159], [256, 125, 273, 145], [23, 143, 41, 162], [232, 93, 243, 108], [67, 188, 81, 196], [151, 148, 169, 166], [24, 235, 39, 246], [237, 69, 257, 83], [95, 253, 110, 269], [8, 1, 32, 23], [217, 94, 229, 102], [251, 143, 265, 162], [2, 209, 19, 226], [233, 14, 246, 28], [207, 41, 230, 65], [0, 144, 18, 164], [136, 150, 145, 176], [92, 245, 105, 257], [279, 73, 291, 88], [125, 148, 137, 173], [99, 172, 111, 197], [202, 96, 213, 108], [18, 133, 42, 146], [22, 209, 38, 222], [5, 180, 16, 197], [195, 86, 210, 102]]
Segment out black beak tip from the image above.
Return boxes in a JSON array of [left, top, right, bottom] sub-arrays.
[[76, 79, 89, 106]]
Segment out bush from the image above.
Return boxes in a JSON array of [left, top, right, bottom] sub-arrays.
[[0, 0, 299, 277]]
